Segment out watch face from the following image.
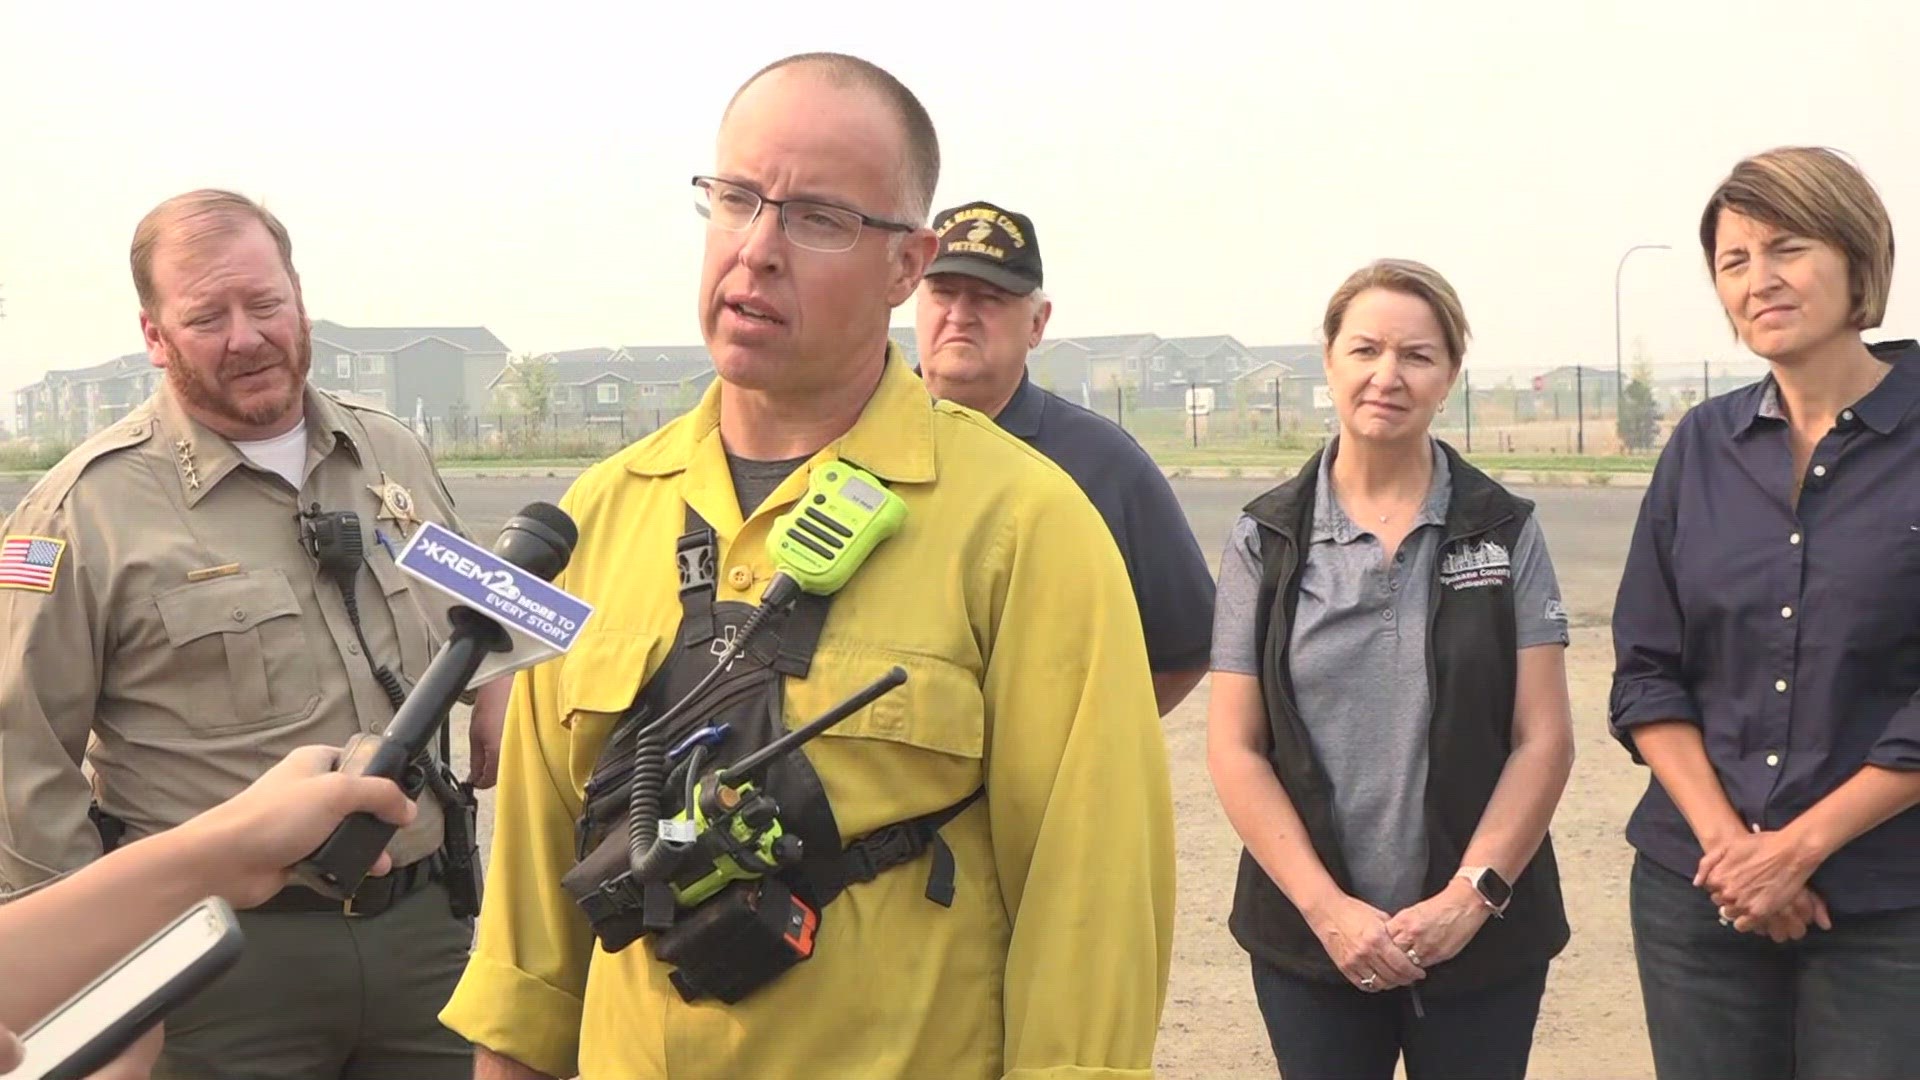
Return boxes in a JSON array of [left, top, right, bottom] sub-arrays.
[[1479, 869, 1513, 908]]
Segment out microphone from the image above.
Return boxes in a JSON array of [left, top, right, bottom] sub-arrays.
[[294, 502, 579, 900]]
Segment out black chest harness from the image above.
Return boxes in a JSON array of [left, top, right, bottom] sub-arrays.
[[561, 503, 981, 1004]]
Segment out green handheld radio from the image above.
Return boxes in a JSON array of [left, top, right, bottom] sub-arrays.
[[613, 464, 910, 944], [658, 665, 908, 908], [661, 775, 797, 908], [766, 462, 908, 597]]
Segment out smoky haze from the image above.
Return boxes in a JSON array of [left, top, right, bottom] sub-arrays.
[[1, 0, 1915, 400]]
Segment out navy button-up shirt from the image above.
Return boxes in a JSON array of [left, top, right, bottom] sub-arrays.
[[983, 373, 1217, 674], [1610, 339, 1920, 915]]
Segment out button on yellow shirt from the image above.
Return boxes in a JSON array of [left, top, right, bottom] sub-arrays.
[[440, 348, 1176, 1079]]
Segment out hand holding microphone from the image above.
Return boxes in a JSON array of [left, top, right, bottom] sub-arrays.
[[294, 502, 582, 900]]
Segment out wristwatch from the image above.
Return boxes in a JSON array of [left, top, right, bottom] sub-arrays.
[[1456, 866, 1512, 918]]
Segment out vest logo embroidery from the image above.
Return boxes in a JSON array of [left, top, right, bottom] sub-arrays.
[[1439, 537, 1511, 590]]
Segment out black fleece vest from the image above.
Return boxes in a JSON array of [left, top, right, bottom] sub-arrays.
[[1228, 441, 1570, 996]]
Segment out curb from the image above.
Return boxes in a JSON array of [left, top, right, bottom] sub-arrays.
[[435, 466, 590, 480], [2, 464, 1654, 490], [1163, 465, 1652, 490]]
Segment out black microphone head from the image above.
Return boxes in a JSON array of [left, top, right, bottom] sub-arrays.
[[517, 501, 578, 549], [493, 502, 578, 582]]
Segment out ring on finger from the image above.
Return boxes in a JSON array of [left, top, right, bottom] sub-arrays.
[[1359, 973, 1378, 991], [1405, 947, 1422, 966]]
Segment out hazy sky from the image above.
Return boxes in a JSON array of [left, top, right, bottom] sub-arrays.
[[3, 0, 1916, 402]]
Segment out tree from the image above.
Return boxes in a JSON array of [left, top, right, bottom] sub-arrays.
[[510, 353, 556, 429], [1617, 357, 1661, 452]]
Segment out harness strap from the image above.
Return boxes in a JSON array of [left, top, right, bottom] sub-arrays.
[[676, 513, 718, 646], [801, 786, 985, 909], [679, 503, 833, 677]]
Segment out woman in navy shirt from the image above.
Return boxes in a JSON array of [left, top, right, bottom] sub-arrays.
[[1610, 146, 1920, 1079]]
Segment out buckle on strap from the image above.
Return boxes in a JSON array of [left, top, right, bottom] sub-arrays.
[[677, 530, 716, 593], [821, 786, 985, 908], [840, 824, 930, 885]]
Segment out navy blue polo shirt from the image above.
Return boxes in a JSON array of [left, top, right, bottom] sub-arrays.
[[987, 373, 1216, 674], [1610, 339, 1920, 915]]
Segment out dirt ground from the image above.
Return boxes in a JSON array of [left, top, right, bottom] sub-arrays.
[[1152, 640, 1650, 1079], [0, 468, 1660, 1079], [408, 476, 1659, 1080]]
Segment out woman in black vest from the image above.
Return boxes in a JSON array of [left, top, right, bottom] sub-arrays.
[[1610, 147, 1920, 1080], [1206, 259, 1576, 1080]]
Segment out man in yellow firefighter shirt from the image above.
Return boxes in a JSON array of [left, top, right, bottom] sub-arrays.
[[439, 51, 1178, 1080]]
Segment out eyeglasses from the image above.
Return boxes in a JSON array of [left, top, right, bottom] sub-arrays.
[[692, 175, 915, 253]]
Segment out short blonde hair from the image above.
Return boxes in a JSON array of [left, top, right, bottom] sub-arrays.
[[131, 189, 299, 315], [1322, 258, 1471, 366], [1698, 147, 1895, 330]]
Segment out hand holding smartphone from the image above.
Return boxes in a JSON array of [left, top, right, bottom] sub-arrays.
[[9, 898, 243, 1080]]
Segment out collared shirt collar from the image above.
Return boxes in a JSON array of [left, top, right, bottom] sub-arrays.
[[991, 371, 1045, 438], [153, 383, 360, 506], [624, 341, 937, 538], [1735, 339, 1920, 439], [1311, 434, 1452, 544]]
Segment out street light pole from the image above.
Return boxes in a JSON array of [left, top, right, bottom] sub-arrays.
[[1615, 243, 1672, 406]]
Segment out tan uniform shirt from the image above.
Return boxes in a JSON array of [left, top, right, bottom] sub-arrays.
[[0, 384, 469, 895]]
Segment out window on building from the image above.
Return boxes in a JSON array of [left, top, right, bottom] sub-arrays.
[[362, 355, 386, 376], [336, 355, 352, 380], [597, 383, 620, 405]]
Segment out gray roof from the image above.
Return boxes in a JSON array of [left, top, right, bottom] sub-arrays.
[[310, 319, 509, 355], [1247, 344, 1321, 367], [505, 356, 714, 388], [1037, 334, 1162, 359], [1163, 334, 1250, 358], [622, 346, 713, 365], [42, 353, 148, 384], [546, 347, 622, 365]]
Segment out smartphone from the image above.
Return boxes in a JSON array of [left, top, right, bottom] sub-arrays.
[[12, 896, 245, 1080]]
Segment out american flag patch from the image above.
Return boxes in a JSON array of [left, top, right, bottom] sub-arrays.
[[0, 535, 65, 592]]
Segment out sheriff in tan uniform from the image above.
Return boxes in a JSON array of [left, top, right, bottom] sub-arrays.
[[0, 189, 489, 1080]]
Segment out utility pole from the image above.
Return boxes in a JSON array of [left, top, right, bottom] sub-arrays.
[[1575, 366, 1585, 454], [1463, 370, 1473, 453], [1615, 243, 1671, 404]]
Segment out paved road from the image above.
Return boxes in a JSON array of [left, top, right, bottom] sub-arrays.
[[0, 473, 1646, 618], [443, 474, 1644, 619]]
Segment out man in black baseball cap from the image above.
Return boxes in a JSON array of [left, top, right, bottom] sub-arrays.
[[915, 201, 1216, 716], [925, 200, 1045, 296]]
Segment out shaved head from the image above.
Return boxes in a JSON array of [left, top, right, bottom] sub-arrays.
[[725, 52, 939, 224]]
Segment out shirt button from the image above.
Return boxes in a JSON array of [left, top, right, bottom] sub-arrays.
[[347, 642, 361, 655], [1781, 606, 1794, 619], [1390, 580, 1401, 592], [1383, 609, 1396, 621], [1765, 752, 1781, 767], [727, 565, 753, 589], [1841, 410, 1854, 422], [231, 609, 246, 622], [1812, 464, 1827, 478], [1789, 532, 1802, 545], [1775, 678, 1789, 693]]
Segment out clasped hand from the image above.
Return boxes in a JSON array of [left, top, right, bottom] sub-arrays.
[[1310, 879, 1492, 993], [1694, 829, 1832, 941]]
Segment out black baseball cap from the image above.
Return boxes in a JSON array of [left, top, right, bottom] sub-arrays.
[[925, 200, 1043, 295]]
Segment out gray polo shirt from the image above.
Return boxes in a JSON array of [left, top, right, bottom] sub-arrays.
[[1210, 440, 1569, 913]]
